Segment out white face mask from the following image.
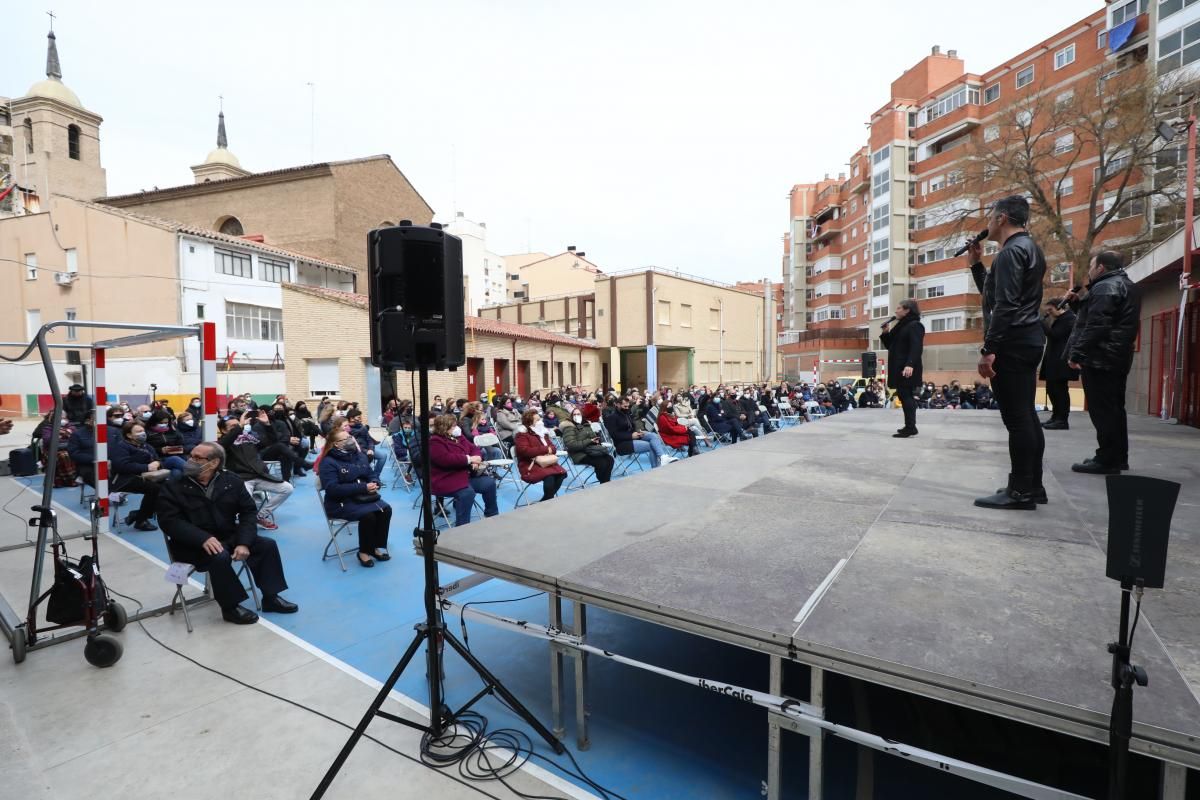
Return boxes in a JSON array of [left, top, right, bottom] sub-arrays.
[[572, 414, 582, 424], [451, 425, 462, 438]]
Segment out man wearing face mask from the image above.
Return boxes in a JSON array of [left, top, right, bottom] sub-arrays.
[[603, 396, 677, 467], [158, 441, 298, 625], [217, 416, 294, 530], [738, 388, 775, 434], [63, 384, 94, 425]]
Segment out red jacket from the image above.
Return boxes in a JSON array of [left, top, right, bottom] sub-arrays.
[[657, 411, 690, 449], [428, 433, 482, 495], [513, 430, 567, 483]]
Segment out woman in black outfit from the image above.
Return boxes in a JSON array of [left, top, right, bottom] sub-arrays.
[[1039, 301, 1079, 430], [879, 298, 925, 438]]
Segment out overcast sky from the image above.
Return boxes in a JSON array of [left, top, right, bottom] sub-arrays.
[[10, 0, 1101, 284]]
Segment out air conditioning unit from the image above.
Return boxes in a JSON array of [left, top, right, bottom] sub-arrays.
[[55, 271, 77, 286]]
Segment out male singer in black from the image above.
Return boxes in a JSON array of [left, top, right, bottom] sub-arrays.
[[1064, 250, 1140, 474], [965, 195, 1046, 510]]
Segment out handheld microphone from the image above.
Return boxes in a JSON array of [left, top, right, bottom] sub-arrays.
[[953, 227, 990, 258], [1054, 286, 1083, 310]]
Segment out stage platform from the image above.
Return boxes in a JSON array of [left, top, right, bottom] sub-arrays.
[[435, 410, 1200, 778]]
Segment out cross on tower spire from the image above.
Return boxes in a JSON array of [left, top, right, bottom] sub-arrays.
[[45, 22, 62, 80]]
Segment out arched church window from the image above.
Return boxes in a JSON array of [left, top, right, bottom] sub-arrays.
[[218, 216, 245, 236], [68, 125, 81, 160], [24, 119, 33, 154]]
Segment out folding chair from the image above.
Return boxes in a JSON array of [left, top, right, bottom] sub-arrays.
[[474, 433, 519, 491], [777, 402, 799, 427], [78, 479, 95, 509], [389, 448, 415, 492], [700, 413, 733, 446], [317, 487, 360, 571], [595, 422, 642, 477], [164, 532, 260, 633]]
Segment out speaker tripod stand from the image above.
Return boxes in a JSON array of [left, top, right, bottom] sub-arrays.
[[310, 368, 564, 799]]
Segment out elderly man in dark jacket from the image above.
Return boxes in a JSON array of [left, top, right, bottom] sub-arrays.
[[63, 384, 94, 425], [1066, 250, 1140, 474], [157, 440, 298, 625], [1039, 301, 1079, 430]]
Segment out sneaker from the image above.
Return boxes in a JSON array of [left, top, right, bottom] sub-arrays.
[[659, 455, 679, 466], [257, 515, 278, 530]]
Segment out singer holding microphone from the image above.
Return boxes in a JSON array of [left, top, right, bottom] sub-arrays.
[[879, 301, 924, 437], [965, 195, 1047, 511], [1039, 294, 1079, 430]]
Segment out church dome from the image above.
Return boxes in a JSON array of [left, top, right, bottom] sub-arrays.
[[25, 77, 81, 108], [204, 147, 242, 168]]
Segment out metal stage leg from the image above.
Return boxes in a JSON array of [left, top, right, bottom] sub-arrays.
[[766, 655, 783, 800], [1161, 762, 1187, 799], [573, 601, 590, 750], [549, 594, 566, 740], [810, 666, 825, 800]]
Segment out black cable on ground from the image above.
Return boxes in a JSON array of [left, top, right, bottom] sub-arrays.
[[104, 585, 628, 800]]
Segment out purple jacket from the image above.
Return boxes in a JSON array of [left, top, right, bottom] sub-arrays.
[[428, 434, 483, 496]]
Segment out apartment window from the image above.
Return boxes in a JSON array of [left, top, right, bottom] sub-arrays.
[[65, 308, 78, 341], [24, 253, 37, 280], [709, 307, 720, 330], [226, 302, 283, 341], [983, 84, 1000, 104], [872, 305, 890, 319], [215, 247, 252, 278], [1051, 263, 1072, 284], [925, 285, 945, 299], [1015, 65, 1035, 89], [1160, 0, 1186, 20], [851, 279, 858, 291], [1055, 90, 1075, 109], [918, 86, 981, 124], [928, 175, 945, 194], [946, 170, 964, 187], [851, 254, 858, 266], [984, 125, 999, 143], [1158, 22, 1200, 74], [258, 256, 291, 283], [1061, 175, 1075, 196], [1098, 28, 1108, 49], [26, 309, 41, 340], [852, 164, 860, 177], [1106, 193, 1146, 221], [929, 315, 964, 332], [984, 242, 1000, 256], [1016, 109, 1033, 127], [872, 170, 890, 199], [872, 238, 890, 264], [872, 272, 889, 297], [1054, 44, 1076, 70], [196, 303, 206, 320], [1054, 133, 1075, 155], [851, 227, 857, 239], [680, 303, 692, 328], [657, 299, 671, 325], [1112, 0, 1147, 25], [872, 203, 890, 231], [65, 248, 78, 274], [308, 358, 340, 396], [851, 200, 858, 213], [871, 145, 890, 166], [849, 305, 857, 318]]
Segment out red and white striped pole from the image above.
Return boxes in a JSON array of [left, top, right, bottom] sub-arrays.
[[812, 359, 819, 385], [201, 322, 218, 438], [93, 348, 110, 533]]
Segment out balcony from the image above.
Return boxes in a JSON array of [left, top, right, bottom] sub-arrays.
[[812, 220, 844, 243]]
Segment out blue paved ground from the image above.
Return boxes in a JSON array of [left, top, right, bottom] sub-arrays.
[[25, 436, 786, 799]]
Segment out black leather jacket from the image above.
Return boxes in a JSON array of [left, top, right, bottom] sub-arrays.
[[1066, 268, 1140, 371], [971, 231, 1046, 351]]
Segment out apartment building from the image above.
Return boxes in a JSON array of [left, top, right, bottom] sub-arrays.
[[779, 7, 1150, 385], [441, 212, 507, 314]]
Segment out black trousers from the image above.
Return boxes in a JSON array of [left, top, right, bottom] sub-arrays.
[[260, 443, 300, 481], [1082, 366, 1129, 467], [992, 346, 1046, 489], [113, 475, 161, 522], [358, 506, 392, 554], [897, 385, 918, 430], [579, 452, 614, 483], [194, 536, 288, 610], [539, 472, 566, 501], [1045, 379, 1072, 422], [77, 463, 96, 487]]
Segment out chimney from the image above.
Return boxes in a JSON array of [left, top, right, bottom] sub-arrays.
[[838, 172, 845, 181], [577, 252, 585, 258], [567, 245, 577, 252], [947, 49, 958, 58], [931, 45, 941, 56]]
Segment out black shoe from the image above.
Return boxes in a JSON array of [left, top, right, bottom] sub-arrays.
[[892, 428, 918, 438], [132, 519, 158, 531], [1041, 420, 1069, 430], [1071, 459, 1120, 475], [996, 485, 1048, 504], [262, 595, 299, 613], [222, 606, 259, 625], [373, 549, 391, 562], [974, 489, 1036, 510], [358, 554, 376, 568]]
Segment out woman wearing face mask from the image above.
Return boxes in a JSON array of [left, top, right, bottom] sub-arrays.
[[292, 401, 320, 449], [561, 408, 614, 484], [175, 411, 202, 453], [109, 421, 168, 530], [514, 409, 567, 502], [459, 402, 504, 460], [493, 394, 521, 446], [428, 414, 500, 526], [318, 429, 392, 567], [146, 410, 187, 478]]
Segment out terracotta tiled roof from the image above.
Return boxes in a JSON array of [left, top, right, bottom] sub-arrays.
[[283, 284, 598, 348]]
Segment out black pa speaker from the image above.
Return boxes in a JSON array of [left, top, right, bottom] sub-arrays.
[[1105, 475, 1179, 588], [368, 222, 465, 371], [861, 351, 877, 380]]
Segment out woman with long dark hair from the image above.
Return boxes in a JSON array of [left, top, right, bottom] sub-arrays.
[[880, 298, 925, 438]]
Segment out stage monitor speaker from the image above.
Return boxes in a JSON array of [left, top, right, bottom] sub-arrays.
[[1105, 475, 1179, 588], [368, 222, 465, 371], [861, 351, 877, 379]]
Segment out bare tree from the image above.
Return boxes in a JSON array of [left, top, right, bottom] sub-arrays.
[[940, 62, 1197, 285]]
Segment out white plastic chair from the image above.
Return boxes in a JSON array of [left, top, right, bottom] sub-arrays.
[[474, 433, 518, 490]]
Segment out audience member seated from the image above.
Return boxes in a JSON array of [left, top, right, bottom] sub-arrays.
[[974, 382, 994, 409], [493, 395, 522, 446], [428, 414, 499, 526], [67, 411, 96, 487], [146, 410, 187, 478], [158, 440, 298, 624], [703, 394, 747, 442], [561, 408, 614, 483], [858, 384, 882, 408], [217, 415, 294, 531], [658, 405, 699, 457], [346, 408, 386, 481], [63, 383, 95, 425], [460, 402, 504, 460], [251, 406, 303, 481], [293, 401, 321, 449], [110, 420, 168, 530], [739, 388, 776, 433], [718, 390, 757, 435], [946, 382, 962, 409], [514, 409, 568, 501], [175, 410, 203, 453], [318, 428, 393, 567], [605, 395, 677, 466], [929, 391, 948, 410]]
